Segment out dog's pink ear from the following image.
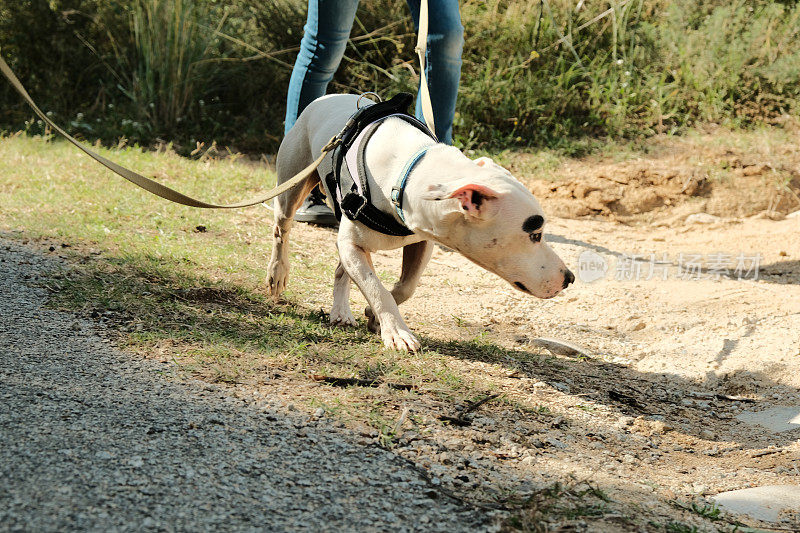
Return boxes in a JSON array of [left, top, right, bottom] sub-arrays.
[[447, 183, 498, 217], [421, 182, 499, 218]]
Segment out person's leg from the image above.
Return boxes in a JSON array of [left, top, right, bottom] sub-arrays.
[[285, 0, 361, 134], [285, 0, 359, 225], [406, 0, 464, 145]]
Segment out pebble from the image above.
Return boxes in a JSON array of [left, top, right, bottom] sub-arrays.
[[686, 213, 721, 224], [700, 429, 716, 440]]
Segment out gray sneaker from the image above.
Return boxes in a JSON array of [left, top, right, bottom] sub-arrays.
[[295, 187, 338, 226]]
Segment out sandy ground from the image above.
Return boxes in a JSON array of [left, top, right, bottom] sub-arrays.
[[398, 214, 800, 394], [362, 213, 800, 530]]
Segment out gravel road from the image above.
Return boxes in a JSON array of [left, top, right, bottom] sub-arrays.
[[0, 239, 494, 532]]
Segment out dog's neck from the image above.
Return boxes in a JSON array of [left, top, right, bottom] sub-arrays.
[[401, 148, 475, 242], [363, 119, 485, 242]]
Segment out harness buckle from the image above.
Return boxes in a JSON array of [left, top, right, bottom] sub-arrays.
[[390, 186, 402, 208], [341, 193, 368, 220]]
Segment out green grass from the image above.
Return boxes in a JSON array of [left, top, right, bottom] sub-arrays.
[[503, 482, 620, 532], [0, 133, 536, 425]]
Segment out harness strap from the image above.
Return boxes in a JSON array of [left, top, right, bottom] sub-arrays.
[[329, 102, 437, 237], [335, 121, 415, 237], [391, 145, 431, 224]]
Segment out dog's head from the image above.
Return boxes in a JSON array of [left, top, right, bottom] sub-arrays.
[[420, 155, 573, 299]]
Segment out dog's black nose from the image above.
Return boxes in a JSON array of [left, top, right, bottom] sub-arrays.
[[563, 269, 575, 289]]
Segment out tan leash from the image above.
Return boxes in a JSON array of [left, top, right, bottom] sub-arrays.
[[0, 2, 435, 208], [415, 0, 436, 136], [0, 53, 338, 209]]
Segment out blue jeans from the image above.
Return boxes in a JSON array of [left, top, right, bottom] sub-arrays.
[[284, 0, 463, 145]]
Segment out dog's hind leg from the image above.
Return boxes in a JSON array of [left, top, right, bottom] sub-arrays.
[[267, 157, 320, 297], [329, 259, 357, 327], [365, 241, 432, 333]]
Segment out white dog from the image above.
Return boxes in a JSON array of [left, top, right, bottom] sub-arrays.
[[268, 94, 573, 351]]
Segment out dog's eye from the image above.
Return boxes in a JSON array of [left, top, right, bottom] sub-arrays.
[[529, 232, 542, 243]]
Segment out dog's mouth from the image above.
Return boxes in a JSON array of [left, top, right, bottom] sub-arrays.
[[514, 281, 531, 294], [513, 280, 564, 299]]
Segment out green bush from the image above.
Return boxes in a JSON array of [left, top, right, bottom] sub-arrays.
[[1, 0, 800, 152]]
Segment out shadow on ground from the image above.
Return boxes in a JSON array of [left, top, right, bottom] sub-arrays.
[[45, 247, 800, 451], [32, 243, 800, 530]]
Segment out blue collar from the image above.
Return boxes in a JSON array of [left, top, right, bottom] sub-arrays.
[[391, 145, 431, 224]]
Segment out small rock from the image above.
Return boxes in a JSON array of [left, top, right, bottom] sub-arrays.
[[686, 213, 721, 224], [630, 321, 646, 332], [713, 485, 800, 522], [617, 416, 635, 427], [473, 417, 496, 428], [313, 407, 325, 418], [651, 420, 673, 434], [530, 337, 592, 358], [552, 382, 571, 393], [737, 406, 800, 433], [700, 429, 715, 440]]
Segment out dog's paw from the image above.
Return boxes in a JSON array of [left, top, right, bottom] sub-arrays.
[[381, 324, 420, 352], [330, 307, 357, 327], [364, 307, 380, 333], [266, 261, 289, 296]]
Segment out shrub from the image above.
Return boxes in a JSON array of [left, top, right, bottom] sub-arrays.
[[1, 0, 800, 151]]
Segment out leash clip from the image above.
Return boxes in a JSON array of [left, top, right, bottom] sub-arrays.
[[321, 134, 342, 153], [356, 92, 382, 109], [390, 186, 402, 208]]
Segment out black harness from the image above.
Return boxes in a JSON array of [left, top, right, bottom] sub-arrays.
[[324, 93, 437, 237]]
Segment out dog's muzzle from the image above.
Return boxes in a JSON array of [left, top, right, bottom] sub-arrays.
[[563, 269, 575, 289]]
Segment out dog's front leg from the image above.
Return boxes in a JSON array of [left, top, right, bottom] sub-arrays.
[[338, 239, 420, 352], [366, 241, 432, 333]]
